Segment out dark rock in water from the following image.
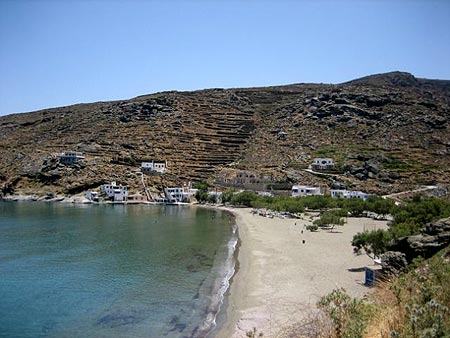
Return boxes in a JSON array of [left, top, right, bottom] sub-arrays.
[[96, 310, 146, 328], [169, 323, 187, 333], [388, 217, 450, 261], [380, 251, 408, 275]]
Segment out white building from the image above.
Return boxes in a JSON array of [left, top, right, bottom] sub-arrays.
[[291, 185, 323, 197], [331, 189, 370, 201], [141, 160, 167, 174], [309, 158, 335, 170], [100, 181, 128, 202], [60, 152, 85, 165], [85, 191, 99, 202], [166, 187, 184, 202], [165, 186, 198, 203]]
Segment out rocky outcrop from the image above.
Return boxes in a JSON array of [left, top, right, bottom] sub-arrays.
[[388, 217, 450, 262], [380, 251, 408, 275], [421, 217, 450, 235]]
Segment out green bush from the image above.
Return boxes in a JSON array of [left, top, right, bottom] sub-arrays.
[[313, 211, 345, 231], [302, 195, 337, 210], [352, 197, 450, 257], [352, 229, 391, 259], [318, 288, 373, 338], [231, 191, 258, 207], [391, 248, 450, 337], [367, 197, 395, 218], [195, 190, 209, 202], [207, 194, 217, 204], [221, 189, 236, 204], [389, 197, 450, 238], [306, 224, 318, 232], [192, 181, 209, 191], [343, 198, 366, 217]]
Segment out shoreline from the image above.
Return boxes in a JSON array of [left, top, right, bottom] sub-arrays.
[[1, 194, 193, 206], [0, 199, 237, 337], [0, 199, 387, 337], [215, 207, 388, 338]]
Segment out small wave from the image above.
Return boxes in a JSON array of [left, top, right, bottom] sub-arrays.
[[198, 223, 238, 337]]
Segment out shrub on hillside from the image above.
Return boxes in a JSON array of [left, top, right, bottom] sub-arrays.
[[318, 288, 373, 338]]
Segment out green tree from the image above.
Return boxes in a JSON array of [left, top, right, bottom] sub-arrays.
[[344, 198, 366, 217], [231, 191, 258, 207], [195, 190, 209, 202], [389, 197, 450, 239], [352, 229, 391, 259], [221, 189, 236, 204], [192, 181, 209, 191], [302, 195, 336, 210], [207, 194, 217, 204], [313, 211, 345, 231], [367, 197, 395, 218]]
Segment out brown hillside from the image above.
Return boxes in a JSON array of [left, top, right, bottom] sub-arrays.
[[1, 71, 449, 196]]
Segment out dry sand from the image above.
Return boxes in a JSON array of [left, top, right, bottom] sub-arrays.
[[216, 208, 387, 338]]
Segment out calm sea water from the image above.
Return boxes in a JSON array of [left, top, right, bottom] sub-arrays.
[[0, 202, 236, 338]]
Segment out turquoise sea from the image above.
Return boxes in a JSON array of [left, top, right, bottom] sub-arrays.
[[0, 202, 236, 338]]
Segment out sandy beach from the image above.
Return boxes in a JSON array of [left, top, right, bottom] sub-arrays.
[[216, 208, 387, 338]]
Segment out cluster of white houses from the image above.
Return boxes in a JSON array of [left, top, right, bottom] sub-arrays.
[[291, 185, 369, 200], [86, 181, 197, 203], [66, 152, 369, 204], [59, 151, 182, 203]]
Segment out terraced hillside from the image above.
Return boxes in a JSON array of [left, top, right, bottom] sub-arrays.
[[0, 71, 449, 197]]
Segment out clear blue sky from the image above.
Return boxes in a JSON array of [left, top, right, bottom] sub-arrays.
[[1, 0, 449, 116]]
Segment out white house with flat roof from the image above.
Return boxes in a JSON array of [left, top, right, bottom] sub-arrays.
[[100, 181, 128, 202], [165, 186, 197, 203], [331, 189, 370, 201], [291, 185, 323, 197], [309, 158, 335, 171], [141, 160, 167, 174], [60, 152, 85, 165]]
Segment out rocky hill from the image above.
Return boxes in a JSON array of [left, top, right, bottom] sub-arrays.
[[1, 71, 449, 197]]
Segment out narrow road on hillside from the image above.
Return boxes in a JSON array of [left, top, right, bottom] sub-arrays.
[[382, 185, 438, 199]]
